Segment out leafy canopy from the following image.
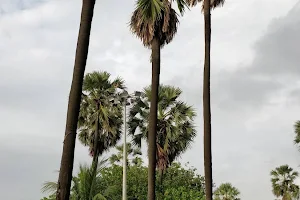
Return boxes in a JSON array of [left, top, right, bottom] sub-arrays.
[[78, 71, 124, 157], [130, 0, 188, 47], [128, 85, 197, 172], [270, 165, 300, 200], [185, 0, 225, 10], [214, 183, 240, 200]]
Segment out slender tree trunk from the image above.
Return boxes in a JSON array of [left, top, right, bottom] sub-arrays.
[[148, 36, 160, 200], [56, 1, 96, 199], [203, 0, 212, 200], [89, 107, 100, 200]]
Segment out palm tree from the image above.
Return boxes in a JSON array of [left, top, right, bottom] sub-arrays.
[[57, 1, 96, 199], [214, 183, 240, 200], [270, 165, 300, 200], [42, 161, 107, 200], [184, 0, 225, 199], [78, 71, 124, 174], [129, 1, 187, 199], [128, 85, 196, 185], [293, 121, 300, 147]]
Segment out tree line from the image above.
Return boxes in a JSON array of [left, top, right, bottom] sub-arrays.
[[42, 71, 240, 199]]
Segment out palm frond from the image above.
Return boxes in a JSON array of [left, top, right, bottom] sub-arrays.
[[128, 84, 196, 170], [130, 0, 184, 48], [185, 0, 225, 10], [78, 71, 124, 158], [41, 181, 58, 195]]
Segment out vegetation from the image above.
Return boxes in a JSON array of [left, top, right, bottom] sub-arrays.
[[293, 121, 300, 147], [47, 1, 300, 199], [42, 147, 206, 200], [128, 85, 196, 184], [214, 183, 240, 200], [42, 160, 107, 200], [129, 0, 187, 198], [270, 165, 299, 200], [78, 71, 124, 173]]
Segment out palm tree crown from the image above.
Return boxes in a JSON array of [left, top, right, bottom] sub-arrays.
[[185, 0, 225, 9], [214, 183, 240, 200], [270, 165, 299, 200], [78, 71, 125, 157], [294, 121, 300, 146], [128, 85, 196, 172], [130, 0, 187, 48]]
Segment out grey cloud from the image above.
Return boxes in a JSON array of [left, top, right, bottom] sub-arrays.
[[0, 146, 59, 200], [212, 3, 300, 112], [0, 0, 47, 14]]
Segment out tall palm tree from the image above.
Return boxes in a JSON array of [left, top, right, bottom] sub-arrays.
[[214, 183, 240, 200], [270, 165, 300, 200], [42, 161, 107, 200], [78, 71, 124, 174], [57, 1, 96, 199], [128, 85, 196, 184], [129, 1, 187, 199], [184, 1, 225, 199]]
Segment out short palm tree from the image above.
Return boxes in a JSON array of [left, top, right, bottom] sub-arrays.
[[128, 85, 196, 183], [42, 161, 107, 200], [184, 0, 225, 199], [214, 183, 240, 200], [129, 1, 187, 199], [270, 165, 300, 200], [57, 1, 96, 199], [78, 71, 124, 173]]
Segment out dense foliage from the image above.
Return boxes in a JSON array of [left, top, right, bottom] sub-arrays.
[[41, 161, 205, 200]]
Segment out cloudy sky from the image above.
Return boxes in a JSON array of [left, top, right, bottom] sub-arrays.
[[1, 0, 300, 199]]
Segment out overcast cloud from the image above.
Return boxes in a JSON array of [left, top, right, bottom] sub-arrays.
[[1, 0, 300, 199]]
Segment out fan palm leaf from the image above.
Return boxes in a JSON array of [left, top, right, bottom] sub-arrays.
[[78, 71, 124, 157], [214, 183, 240, 200], [270, 165, 299, 199], [128, 85, 196, 173]]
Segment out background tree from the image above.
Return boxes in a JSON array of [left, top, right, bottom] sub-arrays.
[[78, 71, 124, 173], [56, 1, 96, 199], [129, 1, 187, 199], [293, 121, 300, 147], [214, 183, 240, 200], [109, 142, 143, 166], [128, 85, 196, 184], [98, 161, 205, 200], [42, 153, 205, 200], [184, 0, 225, 199], [270, 165, 300, 200]]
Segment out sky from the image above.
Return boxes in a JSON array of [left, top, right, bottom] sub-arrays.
[[0, 0, 300, 199]]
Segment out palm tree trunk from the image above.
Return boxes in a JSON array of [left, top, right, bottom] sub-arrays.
[[89, 108, 100, 200], [56, 1, 96, 199], [203, 0, 212, 200], [148, 36, 160, 200]]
